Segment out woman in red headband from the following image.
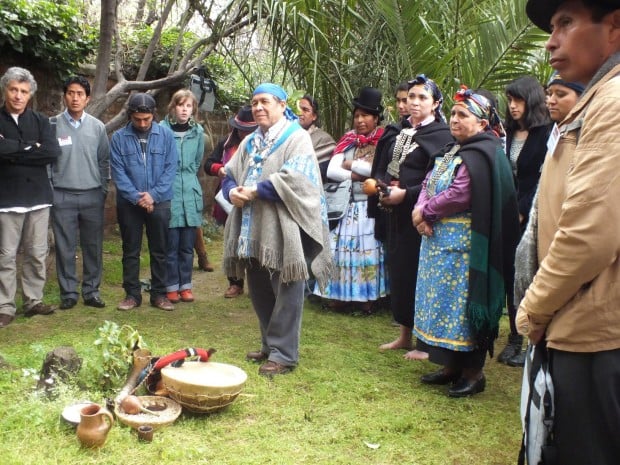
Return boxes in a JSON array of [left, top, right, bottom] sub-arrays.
[[412, 87, 519, 397]]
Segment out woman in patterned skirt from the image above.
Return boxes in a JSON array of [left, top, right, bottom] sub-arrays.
[[412, 87, 519, 397], [314, 87, 387, 312]]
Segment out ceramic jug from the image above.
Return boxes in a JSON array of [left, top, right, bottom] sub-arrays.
[[76, 403, 114, 448]]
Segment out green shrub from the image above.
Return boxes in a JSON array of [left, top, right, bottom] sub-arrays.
[[0, 0, 97, 78], [87, 321, 147, 392]]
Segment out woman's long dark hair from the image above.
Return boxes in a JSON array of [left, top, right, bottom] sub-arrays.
[[224, 128, 243, 150], [504, 76, 550, 132], [301, 93, 322, 127]]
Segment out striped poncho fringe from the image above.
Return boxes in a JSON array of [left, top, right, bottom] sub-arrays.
[[223, 125, 335, 290]]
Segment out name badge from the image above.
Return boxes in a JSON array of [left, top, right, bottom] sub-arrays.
[[546, 123, 560, 158], [58, 136, 72, 147]]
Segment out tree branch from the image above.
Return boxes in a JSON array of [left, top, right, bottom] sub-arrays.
[[135, 0, 175, 81]]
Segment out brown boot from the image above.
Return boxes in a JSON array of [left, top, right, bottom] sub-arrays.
[[197, 252, 214, 272], [224, 284, 244, 298]]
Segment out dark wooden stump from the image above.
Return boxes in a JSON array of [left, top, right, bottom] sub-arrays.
[[37, 346, 82, 393], [0, 355, 14, 370]]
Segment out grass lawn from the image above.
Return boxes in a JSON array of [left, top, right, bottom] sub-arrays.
[[0, 232, 524, 465]]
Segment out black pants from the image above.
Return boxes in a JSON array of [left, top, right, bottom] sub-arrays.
[[117, 200, 170, 303], [551, 348, 620, 465]]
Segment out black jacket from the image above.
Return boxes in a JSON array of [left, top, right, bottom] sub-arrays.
[[0, 107, 61, 208], [368, 119, 453, 240], [506, 123, 554, 222]]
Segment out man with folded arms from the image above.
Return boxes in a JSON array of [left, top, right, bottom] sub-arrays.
[[0, 67, 61, 328]]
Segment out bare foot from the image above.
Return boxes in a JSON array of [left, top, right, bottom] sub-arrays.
[[379, 339, 414, 351], [404, 350, 429, 361]]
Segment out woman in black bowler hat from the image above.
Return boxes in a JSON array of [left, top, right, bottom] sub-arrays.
[[312, 87, 388, 313]]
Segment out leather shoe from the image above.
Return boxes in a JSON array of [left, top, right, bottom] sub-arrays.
[[24, 303, 55, 317], [84, 296, 106, 308], [246, 350, 268, 362], [497, 334, 523, 364], [0, 314, 15, 328], [258, 360, 293, 376], [448, 375, 486, 398], [60, 298, 78, 310], [150, 296, 174, 311], [420, 369, 461, 385], [117, 296, 140, 311], [507, 351, 526, 367], [224, 284, 243, 298]]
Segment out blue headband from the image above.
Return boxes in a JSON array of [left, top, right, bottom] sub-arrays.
[[546, 72, 585, 96], [253, 82, 298, 122], [253, 83, 287, 100]]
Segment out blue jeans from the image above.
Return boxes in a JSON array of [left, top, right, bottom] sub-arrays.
[[116, 199, 170, 303], [166, 226, 195, 291]]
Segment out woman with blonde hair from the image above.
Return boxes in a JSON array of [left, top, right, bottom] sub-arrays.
[[161, 89, 205, 304]]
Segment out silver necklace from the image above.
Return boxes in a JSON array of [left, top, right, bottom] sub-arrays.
[[387, 127, 419, 178]]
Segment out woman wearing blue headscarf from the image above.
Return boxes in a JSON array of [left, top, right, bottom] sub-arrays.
[[221, 83, 334, 376]]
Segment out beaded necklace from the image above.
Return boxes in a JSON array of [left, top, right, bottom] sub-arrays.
[[425, 144, 461, 196]]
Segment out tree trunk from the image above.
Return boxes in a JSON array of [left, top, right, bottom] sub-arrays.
[[91, 0, 118, 100], [134, 0, 146, 23], [135, 0, 176, 82]]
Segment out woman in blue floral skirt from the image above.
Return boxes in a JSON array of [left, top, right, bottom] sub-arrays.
[[412, 87, 519, 397]]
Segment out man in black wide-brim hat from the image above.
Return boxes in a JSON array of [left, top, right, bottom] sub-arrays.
[[516, 1, 620, 464]]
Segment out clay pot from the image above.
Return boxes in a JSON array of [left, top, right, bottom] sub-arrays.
[[76, 403, 114, 448], [137, 425, 154, 442]]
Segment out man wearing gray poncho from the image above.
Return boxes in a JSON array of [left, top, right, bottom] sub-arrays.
[[221, 83, 334, 376]]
